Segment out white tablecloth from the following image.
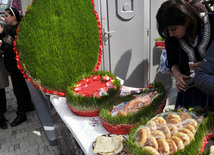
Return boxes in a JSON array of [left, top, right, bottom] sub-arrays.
[[49, 85, 143, 154], [50, 95, 109, 155]]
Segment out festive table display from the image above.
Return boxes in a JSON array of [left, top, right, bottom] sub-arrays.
[[12, 0, 214, 154]]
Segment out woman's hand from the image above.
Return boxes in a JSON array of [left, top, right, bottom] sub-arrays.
[[189, 61, 201, 72], [175, 74, 190, 92], [171, 65, 189, 92]]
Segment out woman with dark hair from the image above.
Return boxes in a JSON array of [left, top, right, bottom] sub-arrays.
[[156, 0, 214, 109], [0, 7, 34, 127]]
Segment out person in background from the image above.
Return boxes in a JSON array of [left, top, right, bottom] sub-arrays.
[[195, 41, 214, 96], [184, 0, 208, 13], [0, 7, 34, 127], [0, 45, 9, 129], [156, 0, 214, 109]]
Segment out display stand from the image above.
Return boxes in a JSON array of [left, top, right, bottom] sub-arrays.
[[26, 80, 57, 146], [27, 80, 86, 154]]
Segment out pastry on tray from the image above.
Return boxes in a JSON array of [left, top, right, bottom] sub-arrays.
[[128, 111, 206, 155], [99, 82, 167, 135]]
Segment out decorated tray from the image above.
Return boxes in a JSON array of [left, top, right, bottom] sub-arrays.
[[126, 110, 214, 155], [92, 133, 128, 155], [99, 82, 167, 135], [66, 71, 121, 117]]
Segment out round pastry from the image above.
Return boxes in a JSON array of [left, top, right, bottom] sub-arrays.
[[171, 136, 184, 150], [178, 112, 192, 121], [151, 130, 166, 140], [152, 117, 167, 126], [145, 135, 158, 150], [166, 118, 182, 129], [157, 139, 169, 154], [140, 127, 151, 137], [166, 139, 177, 154], [146, 121, 157, 131], [135, 128, 148, 147], [183, 124, 196, 134], [179, 128, 194, 141], [182, 119, 197, 128], [173, 132, 190, 146], [166, 113, 181, 122], [142, 146, 160, 155], [167, 124, 178, 135], [158, 125, 171, 139]]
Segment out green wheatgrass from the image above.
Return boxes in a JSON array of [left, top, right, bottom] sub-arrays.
[[16, 0, 100, 92]]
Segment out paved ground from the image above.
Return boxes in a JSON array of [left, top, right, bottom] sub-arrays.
[[0, 77, 60, 155]]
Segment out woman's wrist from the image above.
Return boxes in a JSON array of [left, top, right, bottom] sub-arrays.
[[171, 65, 181, 79]]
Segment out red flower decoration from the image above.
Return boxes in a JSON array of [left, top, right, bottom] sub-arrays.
[[72, 75, 116, 98]]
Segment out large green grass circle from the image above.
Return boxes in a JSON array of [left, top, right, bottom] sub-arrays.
[[16, 0, 100, 92]]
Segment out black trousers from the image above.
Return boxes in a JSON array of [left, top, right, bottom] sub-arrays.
[[0, 88, 6, 115], [9, 66, 32, 113]]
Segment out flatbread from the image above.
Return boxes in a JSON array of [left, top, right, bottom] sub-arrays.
[[93, 135, 123, 154]]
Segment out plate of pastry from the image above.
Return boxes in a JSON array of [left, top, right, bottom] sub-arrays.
[[92, 133, 128, 155]]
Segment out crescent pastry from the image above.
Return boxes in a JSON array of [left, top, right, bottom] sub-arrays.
[[142, 146, 160, 155], [145, 135, 158, 150], [182, 119, 198, 128], [178, 128, 194, 141], [171, 136, 184, 150], [152, 117, 167, 126], [158, 125, 171, 139], [166, 113, 181, 122], [135, 128, 148, 147], [146, 121, 157, 131], [166, 139, 177, 154], [178, 112, 192, 121], [151, 130, 166, 140], [173, 132, 190, 146], [157, 139, 169, 154], [183, 124, 196, 134], [167, 124, 178, 135]]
